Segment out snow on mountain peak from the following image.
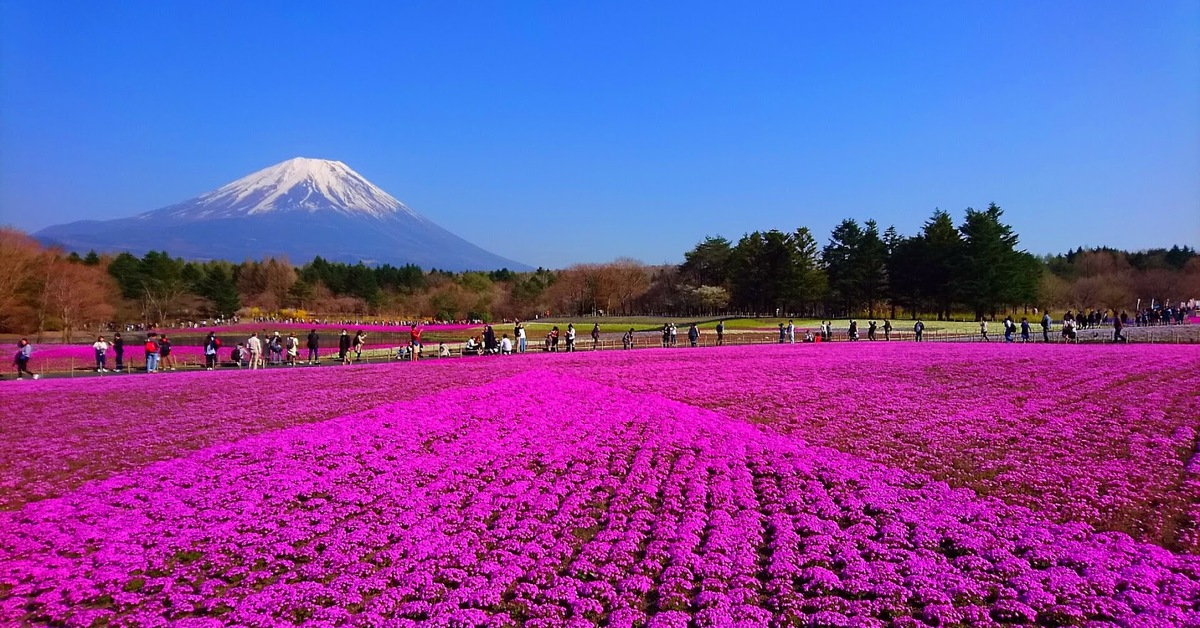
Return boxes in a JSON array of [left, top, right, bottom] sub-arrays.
[[154, 157, 423, 221]]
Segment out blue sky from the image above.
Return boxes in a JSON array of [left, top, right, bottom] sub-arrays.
[[2, 1, 1197, 268]]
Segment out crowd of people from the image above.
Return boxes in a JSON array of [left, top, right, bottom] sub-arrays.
[[10, 305, 1199, 379]]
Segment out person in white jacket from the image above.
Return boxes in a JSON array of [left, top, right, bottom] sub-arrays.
[[247, 333, 263, 370], [92, 336, 110, 372], [500, 335, 513, 355]]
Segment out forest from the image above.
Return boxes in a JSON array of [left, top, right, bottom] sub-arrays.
[[1, 204, 1196, 338]]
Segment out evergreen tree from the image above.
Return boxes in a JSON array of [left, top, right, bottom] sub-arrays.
[[957, 203, 1023, 319], [822, 219, 865, 316], [920, 209, 963, 319], [200, 266, 240, 318], [681, 236, 734, 287]]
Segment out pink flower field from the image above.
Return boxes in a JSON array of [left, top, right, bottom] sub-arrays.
[[2, 343, 1198, 626]]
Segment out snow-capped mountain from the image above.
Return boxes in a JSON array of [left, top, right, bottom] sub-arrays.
[[150, 157, 423, 221], [35, 158, 530, 271]]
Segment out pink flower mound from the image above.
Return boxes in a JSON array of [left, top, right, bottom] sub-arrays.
[[2, 373, 1197, 626], [0, 359, 532, 508], [542, 343, 1200, 552]]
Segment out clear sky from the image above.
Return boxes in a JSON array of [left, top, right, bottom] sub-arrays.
[[2, 1, 1198, 268]]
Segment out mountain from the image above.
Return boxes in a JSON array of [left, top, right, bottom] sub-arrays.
[[34, 158, 531, 271]]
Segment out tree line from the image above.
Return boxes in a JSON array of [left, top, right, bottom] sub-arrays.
[[1, 204, 1196, 339]]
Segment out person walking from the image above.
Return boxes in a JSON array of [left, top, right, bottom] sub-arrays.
[[14, 339, 34, 379], [591, 323, 601, 350], [688, 323, 700, 347], [1113, 315, 1126, 343], [93, 335, 110, 372], [565, 324, 576, 352], [144, 333, 160, 373], [203, 332, 220, 370], [1003, 316, 1015, 343], [867, 321, 877, 341], [913, 320, 924, 342], [338, 329, 351, 365], [883, 320, 892, 341], [306, 328, 320, 364], [248, 332, 263, 370], [716, 320, 725, 346], [113, 332, 125, 372], [979, 319, 990, 342], [1020, 318, 1031, 343], [1041, 312, 1052, 343]]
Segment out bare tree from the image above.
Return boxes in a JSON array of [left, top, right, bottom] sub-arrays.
[[38, 259, 116, 342], [0, 229, 41, 329]]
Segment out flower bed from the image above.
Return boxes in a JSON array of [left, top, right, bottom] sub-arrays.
[[2, 343, 1199, 625], [1, 373, 1197, 626]]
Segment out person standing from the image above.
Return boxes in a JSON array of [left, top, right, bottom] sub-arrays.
[[286, 333, 299, 365], [517, 323, 527, 353], [410, 323, 423, 359], [306, 328, 320, 364], [669, 323, 677, 347], [270, 332, 284, 365], [483, 325, 497, 354], [353, 330, 366, 362], [716, 320, 725, 346], [1113, 315, 1126, 343], [113, 332, 125, 372], [778, 323, 787, 344], [160, 335, 175, 370], [867, 321, 877, 341], [688, 323, 699, 347], [144, 333, 160, 373], [882, 320, 892, 341], [591, 323, 601, 350], [93, 335, 110, 372], [661, 324, 670, 348], [248, 332, 263, 370], [848, 320, 858, 341], [1041, 312, 1052, 343], [549, 326, 560, 351], [1020, 318, 1031, 343], [913, 320, 924, 342], [14, 339, 34, 379], [565, 324, 576, 352], [623, 327, 634, 350], [337, 330, 351, 364], [203, 332, 220, 370], [786, 320, 795, 344]]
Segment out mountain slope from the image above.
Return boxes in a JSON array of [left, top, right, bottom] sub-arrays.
[[35, 158, 530, 271]]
